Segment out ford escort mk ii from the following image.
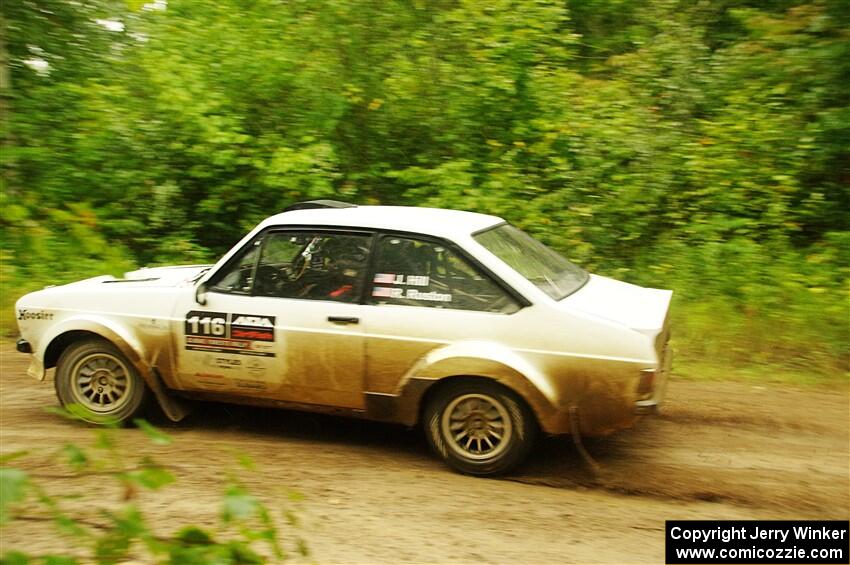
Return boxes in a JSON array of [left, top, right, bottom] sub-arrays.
[[15, 201, 672, 475]]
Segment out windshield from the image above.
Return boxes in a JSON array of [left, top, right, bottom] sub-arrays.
[[474, 223, 588, 301]]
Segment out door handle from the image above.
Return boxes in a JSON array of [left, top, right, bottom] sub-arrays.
[[327, 316, 359, 325]]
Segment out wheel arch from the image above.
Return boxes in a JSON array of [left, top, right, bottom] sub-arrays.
[[416, 375, 540, 432], [45, 330, 119, 370], [38, 317, 189, 422], [40, 318, 148, 373], [372, 341, 561, 432]]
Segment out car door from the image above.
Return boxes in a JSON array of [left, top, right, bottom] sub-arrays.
[[171, 229, 373, 409], [359, 233, 524, 396]]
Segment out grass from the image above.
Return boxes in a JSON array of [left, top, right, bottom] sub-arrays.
[[673, 357, 849, 389]]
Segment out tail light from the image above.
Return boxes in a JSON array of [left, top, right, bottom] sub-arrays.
[[637, 368, 655, 395]]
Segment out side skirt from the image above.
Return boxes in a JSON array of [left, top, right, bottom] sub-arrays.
[[177, 390, 369, 419]]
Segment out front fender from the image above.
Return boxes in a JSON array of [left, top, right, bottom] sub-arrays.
[[34, 316, 189, 422], [34, 316, 148, 381]]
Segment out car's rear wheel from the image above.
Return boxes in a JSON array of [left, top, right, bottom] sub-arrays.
[[55, 339, 147, 424], [424, 380, 537, 476]]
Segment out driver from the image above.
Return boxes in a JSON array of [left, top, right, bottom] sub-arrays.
[[323, 240, 367, 301], [296, 236, 367, 302]]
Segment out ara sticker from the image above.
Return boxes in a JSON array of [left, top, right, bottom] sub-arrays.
[[231, 314, 275, 342], [184, 311, 276, 356]]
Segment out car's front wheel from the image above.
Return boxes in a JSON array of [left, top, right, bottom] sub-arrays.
[[55, 339, 147, 424], [424, 380, 537, 476]]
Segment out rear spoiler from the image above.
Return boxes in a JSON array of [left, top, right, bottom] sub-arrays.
[[282, 200, 356, 212]]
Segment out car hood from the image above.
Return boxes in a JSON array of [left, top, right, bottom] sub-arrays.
[[49, 264, 212, 290], [559, 274, 672, 336], [115, 265, 211, 286]]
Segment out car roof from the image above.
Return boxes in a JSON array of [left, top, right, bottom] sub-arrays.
[[259, 205, 505, 239]]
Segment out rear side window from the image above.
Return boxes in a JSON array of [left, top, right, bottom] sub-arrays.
[[474, 223, 587, 300], [369, 236, 519, 314]]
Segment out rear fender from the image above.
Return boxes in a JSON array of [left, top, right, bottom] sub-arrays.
[[388, 341, 563, 431]]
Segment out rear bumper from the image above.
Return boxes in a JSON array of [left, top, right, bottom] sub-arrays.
[[635, 399, 660, 415], [635, 325, 673, 414]]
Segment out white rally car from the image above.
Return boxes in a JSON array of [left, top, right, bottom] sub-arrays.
[[15, 200, 672, 475]]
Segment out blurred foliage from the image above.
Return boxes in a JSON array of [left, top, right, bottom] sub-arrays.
[[0, 412, 306, 563], [1, 0, 847, 375]]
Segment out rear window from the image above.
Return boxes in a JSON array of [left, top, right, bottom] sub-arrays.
[[474, 224, 588, 300]]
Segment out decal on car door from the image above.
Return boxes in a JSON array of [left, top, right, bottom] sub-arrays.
[[371, 273, 453, 303], [184, 311, 276, 357]]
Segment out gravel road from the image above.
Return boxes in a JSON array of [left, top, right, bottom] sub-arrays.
[[1, 344, 847, 563]]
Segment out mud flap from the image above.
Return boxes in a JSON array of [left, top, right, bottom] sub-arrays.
[[569, 405, 602, 475], [142, 368, 191, 422]]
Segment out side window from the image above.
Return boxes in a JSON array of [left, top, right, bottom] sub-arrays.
[[370, 236, 519, 313], [254, 231, 371, 303], [208, 240, 261, 294]]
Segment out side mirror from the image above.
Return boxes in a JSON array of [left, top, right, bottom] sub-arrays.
[[195, 281, 208, 305]]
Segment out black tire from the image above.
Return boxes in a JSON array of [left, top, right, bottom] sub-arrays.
[[424, 380, 537, 476], [55, 339, 148, 425]]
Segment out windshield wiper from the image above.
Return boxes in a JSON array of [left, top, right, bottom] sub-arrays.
[[190, 267, 211, 282]]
